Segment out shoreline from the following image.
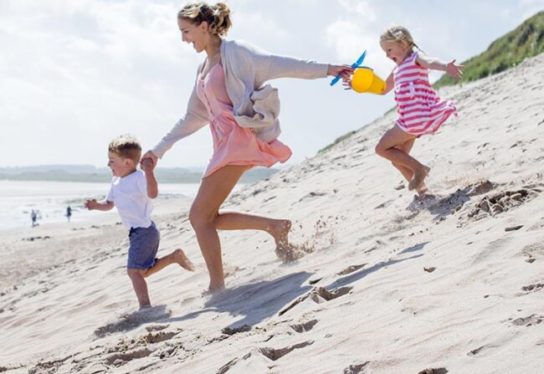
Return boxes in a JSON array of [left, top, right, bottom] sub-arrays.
[[0, 195, 193, 290]]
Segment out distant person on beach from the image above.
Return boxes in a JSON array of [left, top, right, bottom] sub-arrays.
[[66, 205, 72, 222], [141, 1, 352, 293], [84, 134, 195, 309], [349, 26, 462, 194], [30, 209, 38, 227]]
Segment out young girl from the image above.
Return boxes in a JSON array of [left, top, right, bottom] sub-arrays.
[[372, 26, 463, 193]]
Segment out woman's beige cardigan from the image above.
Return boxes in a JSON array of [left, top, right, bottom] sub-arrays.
[[152, 39, 328, 158]]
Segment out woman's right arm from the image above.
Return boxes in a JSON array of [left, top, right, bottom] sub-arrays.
[[147, 84, 209, 161]]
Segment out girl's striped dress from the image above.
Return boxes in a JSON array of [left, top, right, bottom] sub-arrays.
[[393, 51, 456, 136]]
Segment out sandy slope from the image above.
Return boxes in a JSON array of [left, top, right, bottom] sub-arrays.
[[1, 54, 543, 374]]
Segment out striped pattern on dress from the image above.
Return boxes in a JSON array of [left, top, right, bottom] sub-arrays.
[[393, 52, 456, 136]]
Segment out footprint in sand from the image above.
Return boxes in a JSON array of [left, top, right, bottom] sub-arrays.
[[408, 179, 498, 221], [140, 330, 180, 344], [337, 264, 366, 276], [520, 242, 544, 261], [520, 283, 544, 293], [217, 341, 314, 374], [259, 340, 314, 361], [467, 188, 538, 221], [217, 352, 253, 374], [221, 324, 252, 335], [343, 362, 370, 374], [29, 355, 73, 373], [510, 314, 543, 327], [290, 319, 318, 333], [105, 348, 153, 367], [418, 369, 448, 374], [279, 286, 353, 316], [467, 344, 498, 356]]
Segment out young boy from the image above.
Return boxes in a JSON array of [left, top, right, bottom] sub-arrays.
[[85, 134, 194, 309]]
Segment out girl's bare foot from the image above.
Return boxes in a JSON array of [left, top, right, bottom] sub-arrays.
[[174, 249, 195, 271], [416, 182, 429, 196], [409, 166, 430, 191]]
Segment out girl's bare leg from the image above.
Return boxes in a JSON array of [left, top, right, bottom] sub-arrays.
[[189, 165, 292, 292], [390, 139, 428, 194], [376, 127, 429, 191]]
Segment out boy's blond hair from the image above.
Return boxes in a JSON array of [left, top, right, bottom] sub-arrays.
[[108, 134, 142, 164]]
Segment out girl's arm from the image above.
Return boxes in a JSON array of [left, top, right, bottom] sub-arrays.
[[382, 72, 395, 95], [416, 54, 463, 79], [85, 199, 114, 211]]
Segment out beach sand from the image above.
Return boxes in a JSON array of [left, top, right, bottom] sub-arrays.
[[1, 54, 544, 373]]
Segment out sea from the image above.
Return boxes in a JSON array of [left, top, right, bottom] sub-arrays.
[[0, 180, 200, 231]]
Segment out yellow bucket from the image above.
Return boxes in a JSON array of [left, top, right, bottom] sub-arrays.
[[351, 67, 385, 94]]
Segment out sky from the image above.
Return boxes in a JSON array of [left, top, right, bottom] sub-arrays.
[[1, 0, 542, 168]]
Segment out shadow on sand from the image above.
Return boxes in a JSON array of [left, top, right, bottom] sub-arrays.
[[166, 272, 313, 329]]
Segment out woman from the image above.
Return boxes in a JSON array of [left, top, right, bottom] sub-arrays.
[[142, 2, 352, 292]]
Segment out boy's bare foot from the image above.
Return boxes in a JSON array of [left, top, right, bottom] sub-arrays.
[[409, 166, 430, 191], [204, 284, 225, 296], [174, 249, 194, 271]]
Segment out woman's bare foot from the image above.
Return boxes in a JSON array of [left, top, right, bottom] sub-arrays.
[[174, 249, 195, 271], [409, 166, 430, 191], [268, 220, 295, 262]]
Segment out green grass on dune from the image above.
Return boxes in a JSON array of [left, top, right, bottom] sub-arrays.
[[434, 11, 544, 88]]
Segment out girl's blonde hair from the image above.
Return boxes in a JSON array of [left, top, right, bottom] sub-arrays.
[[380, 26, 420, 50], [178, 2, 232, 37]]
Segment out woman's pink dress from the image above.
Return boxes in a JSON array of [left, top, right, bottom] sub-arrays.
[[196, 63, 292, 177]]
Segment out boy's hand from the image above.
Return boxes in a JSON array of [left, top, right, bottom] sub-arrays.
[[141, 151, 158, 169], [446, 59, 464, 79], [84, 199, 97, 210], [141, 158, 155, 173]]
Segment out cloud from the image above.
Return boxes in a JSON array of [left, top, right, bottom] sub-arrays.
[[230, 9, 288, 42], [338, 0, 377, 23], [0, 0, 205, 165], [324, 1, 389, 77]]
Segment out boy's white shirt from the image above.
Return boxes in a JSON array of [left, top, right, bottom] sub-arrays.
[[151, 39, 329, 158], [106, 170, 153, 229]]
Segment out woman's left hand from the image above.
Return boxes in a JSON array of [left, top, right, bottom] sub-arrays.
[[327, 64, 354, 79]]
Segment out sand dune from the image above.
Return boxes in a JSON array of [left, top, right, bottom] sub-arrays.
[[1, 54, 544, 373]]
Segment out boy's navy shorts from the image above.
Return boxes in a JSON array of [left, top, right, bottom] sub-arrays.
[[127, 221, 159, 270]]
